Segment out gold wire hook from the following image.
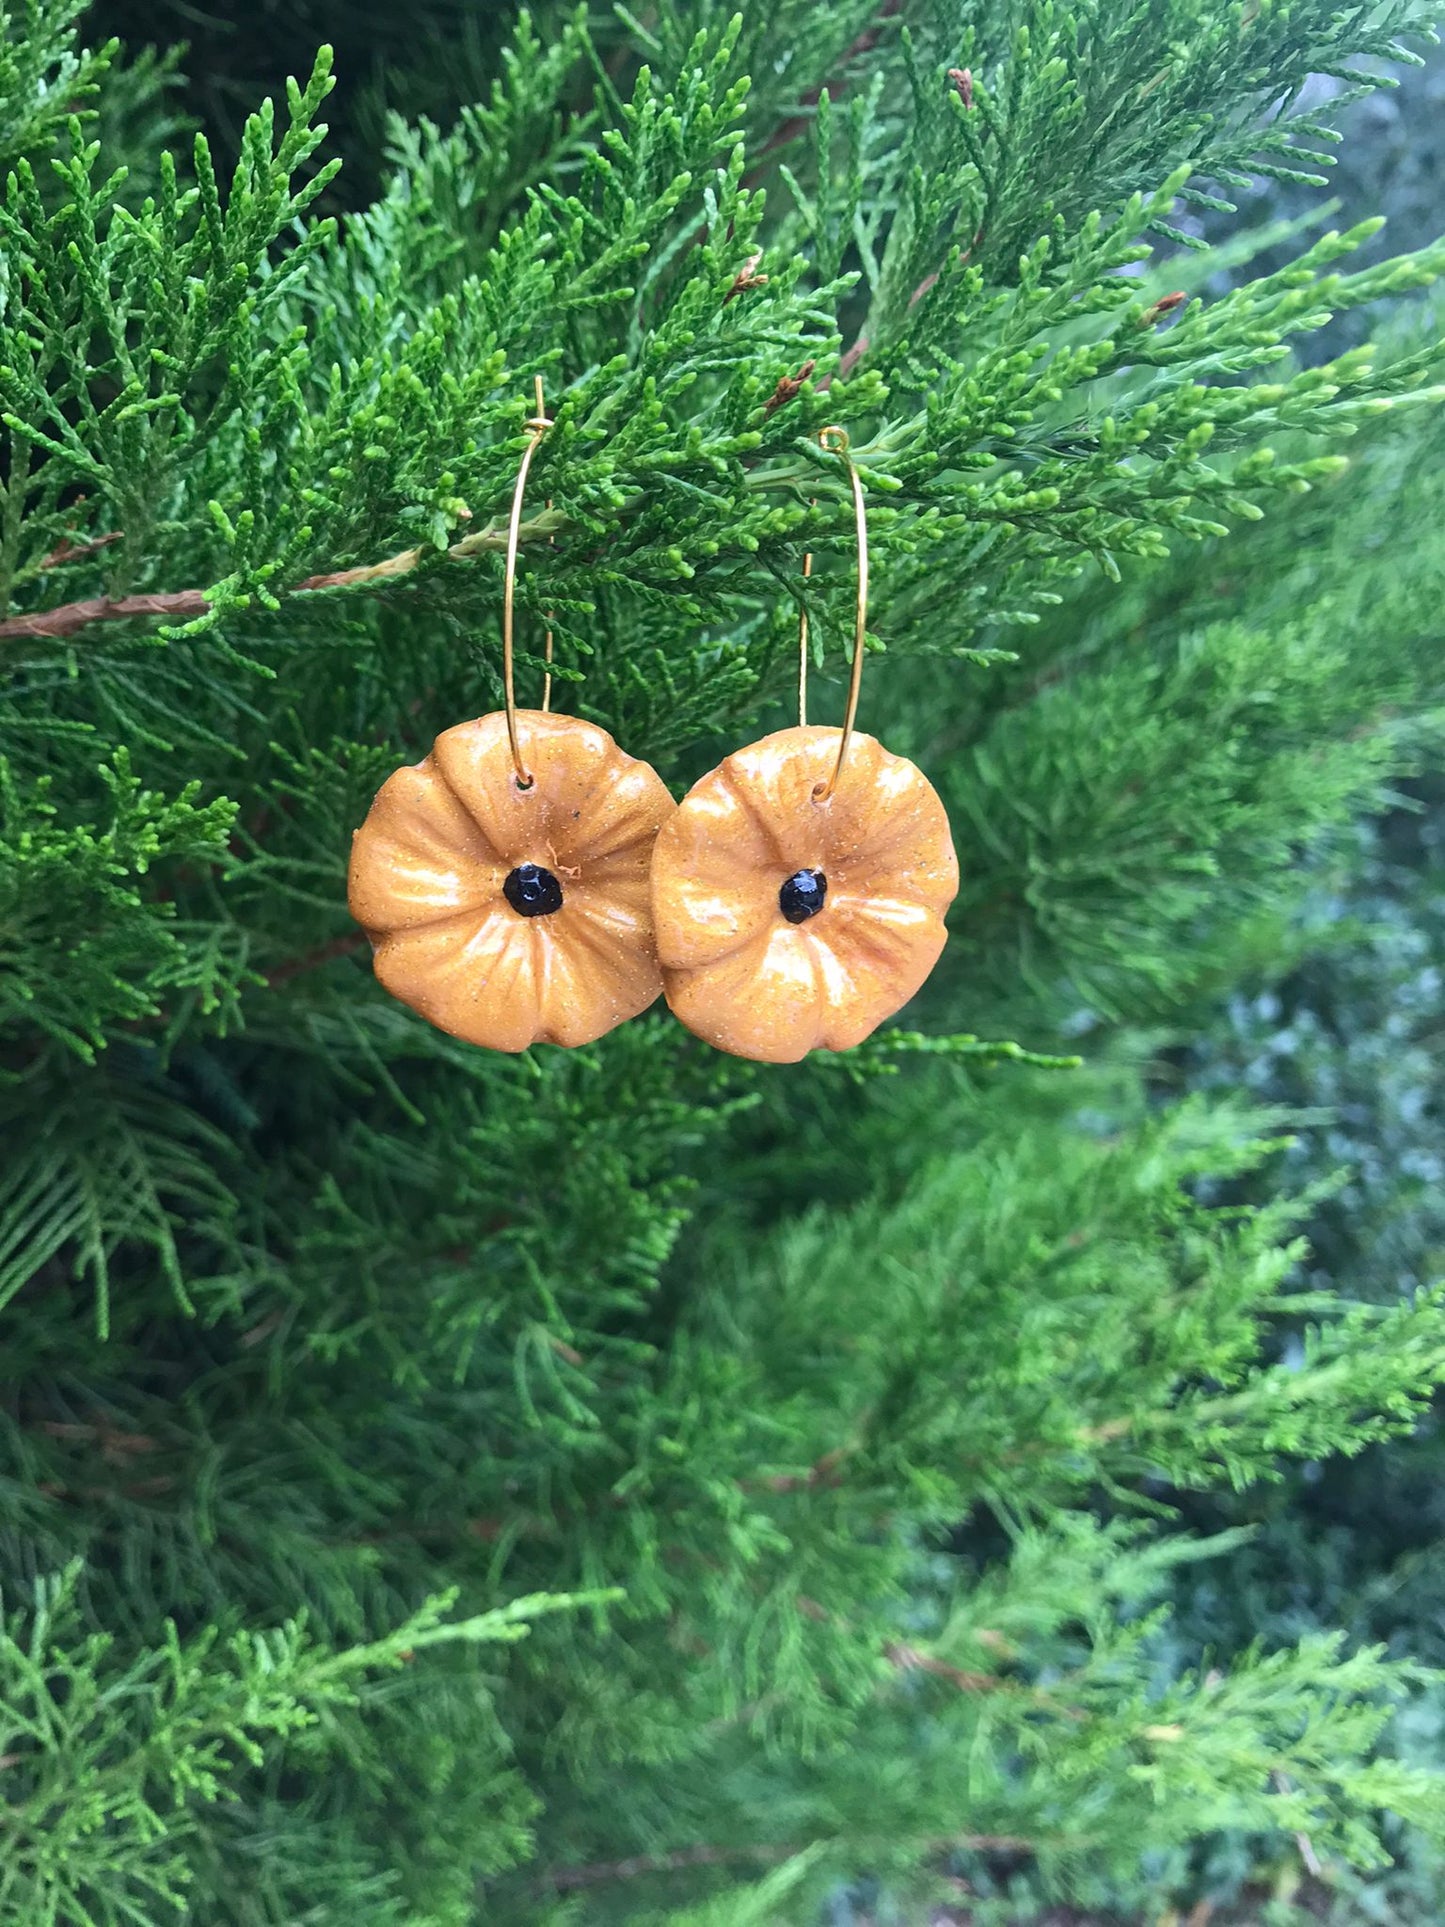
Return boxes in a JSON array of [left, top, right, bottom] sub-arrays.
[[808, 425, 868, 802], [502, 373, 554, 787], [797, 518, 814, 729], [542, 499, 555, 714]]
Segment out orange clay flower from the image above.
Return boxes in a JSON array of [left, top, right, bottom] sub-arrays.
[[650, 725, 958, 1062], [349, 710, 675, 1051]]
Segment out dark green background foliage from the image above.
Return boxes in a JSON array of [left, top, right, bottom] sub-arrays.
[[3, 2, 1445, 1922]]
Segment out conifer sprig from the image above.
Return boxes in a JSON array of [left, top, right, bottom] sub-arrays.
[[3, 1, 1445, 1916], [0, 1564, 610, 1925], [0, 0, 113, 174], [2, 11, 1442, 667]]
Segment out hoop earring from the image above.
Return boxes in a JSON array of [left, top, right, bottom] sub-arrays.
[[348, 380, 676, 1052], [650, 428, 958, 1063]]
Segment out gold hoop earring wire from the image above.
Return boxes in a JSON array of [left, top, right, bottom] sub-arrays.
[[541, 505, 555, 716], [798, 425, 868, 802], [797, 515, 814, 729], [502, 374, 555, 788]]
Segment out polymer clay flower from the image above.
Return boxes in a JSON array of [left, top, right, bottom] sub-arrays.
[[650, 724, 958, 1063], [349, 710, 676, 1051]]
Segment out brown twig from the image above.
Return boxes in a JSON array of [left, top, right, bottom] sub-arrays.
[[37, 1475, 176, 1502], [351, 1516, 509, 1547], [543, 1844, 794, 1891], [37, 1421, 156, 1460], [0, 507, 565, 647], [1271, 1770, 1324, 1879], [884, 1641, 1009, 1696], [830, 54, 992, 386], [829, 335, 871, 386], [238, 1309, 286, 1350], [261, 931, 368, 990], [885, 1640, 1090, 1721], [40, 530, 123, 570], [291, 549, 426, 593], [0, 588, 212, 640], [902, 215, 987, 319]]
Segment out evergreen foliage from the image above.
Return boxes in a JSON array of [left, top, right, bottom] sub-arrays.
[[1147, 795, 1445, 1922], [3, 2, 1445, 1919]]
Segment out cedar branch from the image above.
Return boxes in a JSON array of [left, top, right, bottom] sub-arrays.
[[0, 507, 567, 646]]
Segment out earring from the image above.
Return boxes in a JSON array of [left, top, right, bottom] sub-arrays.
[[650, 427, 958, 1063], [348, 380, 676, 1052]]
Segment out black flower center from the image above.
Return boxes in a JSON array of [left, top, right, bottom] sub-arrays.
[[504, 862, 564, 918], [779, 868, 827, 924]]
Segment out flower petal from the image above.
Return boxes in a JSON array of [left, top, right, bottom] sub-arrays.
[[834, 833, 960, 918], [348, 760, 502, 937], [431, 710, 618, 866], [650, 764, 792, 970], [819, 737, 958, 893], [651, 871, 774, 973], [568, 881, 653, 946], [372, 905, 542, 1052], [564, 755, 676, 872], [663, 924, 823, 1063], [718, 728, 832, 872], [667, 760, 779, 870], [810, 897, 949, 1051], [532, 904, 662, 1045]]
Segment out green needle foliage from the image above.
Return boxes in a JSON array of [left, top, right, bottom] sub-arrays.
[[1, 1566, 608, 1926], [3, 2, 1445, 1920]]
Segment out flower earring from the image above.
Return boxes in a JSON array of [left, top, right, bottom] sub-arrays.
[[650, 428, 958, 1063], [349, 381, 677, 1052]]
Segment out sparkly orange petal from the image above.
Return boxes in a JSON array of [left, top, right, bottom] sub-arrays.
[[811, 897, 949, 1052], [372, 906, 542, 1053], [662, 924, 824, 1063], [716, 730, 832, 871], [832, 829, 960, 915], [819, 734, 954, 877], [567, 756, 679, 873], [657, 760, 780, 873], [347, 761, 502, 935], [430, 711, 618, 866], [566, 883, 654, 954], [533, 903, 659, 1045], [652, 870, 776, 973]]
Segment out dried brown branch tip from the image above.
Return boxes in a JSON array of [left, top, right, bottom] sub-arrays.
[[1139, 290, 1188, 327], [764, 359, 816, 416], [41, 530, 122, 571], [948, 66, 974, 108], [725, 251, 769, 301]]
